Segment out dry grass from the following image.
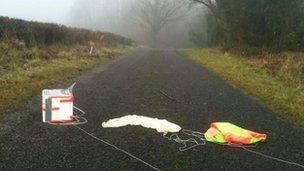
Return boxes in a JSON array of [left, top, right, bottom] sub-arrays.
[[0, 40, 128, 116], [246, 52, 304, 87], [181, 48, 304, 127]]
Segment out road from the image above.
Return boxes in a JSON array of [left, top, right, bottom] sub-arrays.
[[1, 49, 304, 170]]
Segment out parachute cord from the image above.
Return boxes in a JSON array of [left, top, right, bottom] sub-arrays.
[[49, 106, 162, 170], [227, 143, 304, 169], [166, 129, 304, 169], [159, 90, 304, 168], [73, 125, 162, 171], [47, 106, 87, 126], [164, 129, 206, 152]]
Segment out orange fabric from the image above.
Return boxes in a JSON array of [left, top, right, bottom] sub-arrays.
[[248, 130, 267, 139], [224, 133, 252, 144], [205, 127, 220, 137], [209, 122, 267, 145]]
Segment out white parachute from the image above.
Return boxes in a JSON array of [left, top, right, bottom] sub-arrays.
[[102, 115, 182, 134]]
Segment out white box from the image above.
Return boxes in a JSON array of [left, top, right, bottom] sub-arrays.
[[42, 89, 74, 123]]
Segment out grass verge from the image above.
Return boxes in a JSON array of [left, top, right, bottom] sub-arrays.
[[181, 48, 304, 127], [0, 42, 131, 116]]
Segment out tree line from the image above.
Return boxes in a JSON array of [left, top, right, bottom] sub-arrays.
[[193, 0, 304, 51]]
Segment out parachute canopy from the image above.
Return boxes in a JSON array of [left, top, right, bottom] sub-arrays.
[[102, 115, 182, 134], [204, 122, 267, 145]]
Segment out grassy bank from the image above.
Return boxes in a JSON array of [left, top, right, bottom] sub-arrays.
[[0, 40, 129, 116], [181, 48, 304, 127]]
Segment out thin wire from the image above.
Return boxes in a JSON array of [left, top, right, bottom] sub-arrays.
[[72, 106, 88, 125], [228, 143, 304, 168], [73, 125, 162, 171], [182, 129, 205, 139], [50, 98, 304, 169], [48, 106, 161, 170], [164, 129, 206, 152], [47, 106, 87, 126], [240, 146, 304, 169], [159, 90, 304, 169], [159, 90, 179, 102], [73, 106, 85, 116], [167, 129, 304, 169]]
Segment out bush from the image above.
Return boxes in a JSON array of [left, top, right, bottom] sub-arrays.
[[284, 32, 301, 51], [0, 17, 133, 47]]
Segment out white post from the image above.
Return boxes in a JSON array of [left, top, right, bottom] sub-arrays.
[[90, 46, 94, 55]]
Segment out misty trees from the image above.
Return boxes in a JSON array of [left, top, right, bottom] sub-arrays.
[[67, 0, 202, 47], [131, 0, 190, 46], [68, 0, 128, 33], [68, 0, 103, 30], [192, 0, 304, 51], [192, 0, 219, 24]]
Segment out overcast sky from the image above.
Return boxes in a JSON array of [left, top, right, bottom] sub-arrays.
[[0, 0, 74, 24]]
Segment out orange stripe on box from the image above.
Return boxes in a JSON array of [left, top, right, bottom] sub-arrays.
[[60, 96, 74, 103], [42, 107, 60, 111], [48, 96, 74, 103]]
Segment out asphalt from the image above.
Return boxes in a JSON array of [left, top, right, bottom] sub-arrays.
[[1, 49, 304, 170]]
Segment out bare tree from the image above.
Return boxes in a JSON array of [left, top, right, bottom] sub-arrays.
[[68, 0, 125, 32], [192, 0, 224, 29], [131, 0, 190, 46], [192, 0, 216, 13]]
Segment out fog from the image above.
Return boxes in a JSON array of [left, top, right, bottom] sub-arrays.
[[0, 0, 206, 48], [67, 0, 205, 48], [0, 0, 74, 24]]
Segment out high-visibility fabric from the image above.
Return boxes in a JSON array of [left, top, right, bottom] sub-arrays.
[[204, 122, 267, 145]]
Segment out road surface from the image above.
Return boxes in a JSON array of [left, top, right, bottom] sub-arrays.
[[1, 49, 304, 170]]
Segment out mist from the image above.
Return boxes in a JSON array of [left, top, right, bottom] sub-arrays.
[[0, 0, 74, 24], [0, 0, 206, 48], [67, 0, 206, 48]]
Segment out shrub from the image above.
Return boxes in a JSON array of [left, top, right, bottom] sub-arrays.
[[0, 17, 133, 47]]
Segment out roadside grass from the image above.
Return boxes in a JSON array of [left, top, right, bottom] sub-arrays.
[[116, 44, 135, 54], [181, 48, 304, 127], [0, 41, 130, 116]]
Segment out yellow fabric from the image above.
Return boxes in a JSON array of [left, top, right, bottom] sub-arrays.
[[204, 122, 267, 144]]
